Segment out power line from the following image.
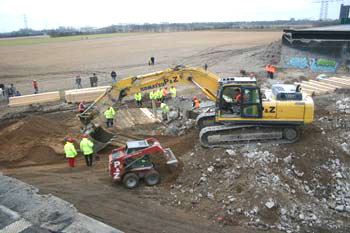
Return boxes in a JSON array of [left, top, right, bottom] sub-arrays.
[[22, 14, 28, 29], [312, 0, 343, 20]]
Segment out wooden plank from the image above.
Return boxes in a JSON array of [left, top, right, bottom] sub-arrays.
[[9, 92, 60, 107], [295, 82, 329, 92], [309, 80, 341, 89], [301, 81, 335, 91], [320, 79, 350, 87], [328, 77, 350, 83]]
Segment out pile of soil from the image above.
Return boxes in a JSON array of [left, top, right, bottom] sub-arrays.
[[0, 115, 76, 165]]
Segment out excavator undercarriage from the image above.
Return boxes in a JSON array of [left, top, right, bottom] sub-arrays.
[[199, 124, 301, 148]]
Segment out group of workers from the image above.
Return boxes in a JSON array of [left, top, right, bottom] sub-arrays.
[[133, 86, 177, 121], [64, 134, 94, 168]]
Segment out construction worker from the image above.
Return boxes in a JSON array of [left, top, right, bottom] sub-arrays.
[[75, 75, 82, 89], [104, 106, 116, 128], [134, 92, 143, 107], [160, 102, 169, 121], [149, 90, 155, 101], [192, 96, 200, 109], [64, 138, 77, 168], [162, 86, 168, 102], [111, 71, 117, 83], [80, 134, 94, 167], [156, 88, 162, 103], [170, 86, 177, 98], [78, 100, 85, 113], [265, 64, 276, 79], [32, 80, 38, 94], [233, 89, 241, 114]]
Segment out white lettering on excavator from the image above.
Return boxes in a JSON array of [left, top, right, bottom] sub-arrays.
[[140, 76, 179, 91]]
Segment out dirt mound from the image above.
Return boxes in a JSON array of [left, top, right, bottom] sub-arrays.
[[4, 116, 66, 143], [26, 145, 62, 163], [0, 114, 77, 165]]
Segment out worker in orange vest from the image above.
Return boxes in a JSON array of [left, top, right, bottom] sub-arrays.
[[192, 96, 200, 109], [162, 86, 168, 102], [265, 64, 276, 79]]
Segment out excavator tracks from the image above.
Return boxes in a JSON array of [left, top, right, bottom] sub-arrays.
[[199, 125, 301, 148]]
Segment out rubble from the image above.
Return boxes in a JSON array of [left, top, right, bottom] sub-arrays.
[[163, 91, 350, 233]]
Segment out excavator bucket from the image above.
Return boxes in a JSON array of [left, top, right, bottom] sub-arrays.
[[163, 148, 178, 171], [84, 124, 116, 152]]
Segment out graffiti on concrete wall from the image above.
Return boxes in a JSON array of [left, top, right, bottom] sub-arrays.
[[287, 57, 308, 68], [286, 56, 337, 72]]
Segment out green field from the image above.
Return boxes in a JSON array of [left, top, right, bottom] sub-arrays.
[[0, 33, 138, 46]]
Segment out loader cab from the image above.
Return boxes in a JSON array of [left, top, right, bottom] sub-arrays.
[[217, 77, 262, 119]]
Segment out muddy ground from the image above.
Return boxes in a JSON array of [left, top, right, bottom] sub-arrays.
[[1, 30, 350, 232]]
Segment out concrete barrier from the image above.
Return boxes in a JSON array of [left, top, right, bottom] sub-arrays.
[[65, 86, 111, 103], [8, 92, 60, 107]]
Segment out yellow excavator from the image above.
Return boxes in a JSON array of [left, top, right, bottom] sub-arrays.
[[80, 65, 314, 150]]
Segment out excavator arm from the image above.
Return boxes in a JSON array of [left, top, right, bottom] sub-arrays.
[[80, 65, 219, 127]]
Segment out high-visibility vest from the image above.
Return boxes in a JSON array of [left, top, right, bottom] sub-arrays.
[[134, 93, 142, 101], [270, 65, 276, 73], [80, 138, 94, 155], [170, 87, 176, 98], [64, 142, 77, 158], [104, 107, 115, 119], [193, 99, 200, 109], [162, 88, 167, 97], [157, 90, 162, 99], [265, 65, 271, 72], [149, 91, 155, 100], [161, 103, 169, 113]]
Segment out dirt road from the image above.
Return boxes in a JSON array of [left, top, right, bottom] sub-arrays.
[[0, 118, 247, 233]]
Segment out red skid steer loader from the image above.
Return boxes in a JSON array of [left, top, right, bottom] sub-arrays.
[[109, 138, 178, 189]]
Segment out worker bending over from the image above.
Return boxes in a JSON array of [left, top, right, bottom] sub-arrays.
[[192, 96, 200, 109], [78, 100, 85, 113], [80, 134, 94, 167], [160, 102, 169, 121], [64, 138, 77, 168]]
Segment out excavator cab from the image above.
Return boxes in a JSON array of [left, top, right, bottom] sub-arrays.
[[216, 77, 261, 119]]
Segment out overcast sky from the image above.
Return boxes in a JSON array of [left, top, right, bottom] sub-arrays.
[[0, 0, 348, 32]]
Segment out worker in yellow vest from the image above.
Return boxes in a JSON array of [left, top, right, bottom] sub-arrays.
[[160, 102, 169, 121], [170, 86, 176, 98], [134, 92, 143, 107], [80, 134, 94, 167], [149, 90, 155, 101], [64, 138, 77, 167], [104, 106, 116, 128], [156, 88, 162, 103]]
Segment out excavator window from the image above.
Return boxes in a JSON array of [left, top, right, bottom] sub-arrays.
[[241, 87, 262, 118], [219, 87, 241, 116]]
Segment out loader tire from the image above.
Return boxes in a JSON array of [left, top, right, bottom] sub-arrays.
[[144, 169, 160, 186], [123, 173, 140, 189]]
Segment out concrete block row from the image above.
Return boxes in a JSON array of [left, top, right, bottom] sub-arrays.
[[8, 92, 61, 107], [8, 86, 111, 107], [65, 86, 111, 103]]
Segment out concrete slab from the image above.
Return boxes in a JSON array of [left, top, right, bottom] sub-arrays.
[[0, 174, 123, 233]]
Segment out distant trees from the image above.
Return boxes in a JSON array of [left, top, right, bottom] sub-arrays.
[[0, 19, 341, 38]]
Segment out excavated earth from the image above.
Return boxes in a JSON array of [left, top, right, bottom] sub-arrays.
[[1, 31, 350, 232]]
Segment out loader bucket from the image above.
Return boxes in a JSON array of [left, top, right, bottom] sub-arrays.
[[86, 125, 116, 152], [164, 148, 178, 171]]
